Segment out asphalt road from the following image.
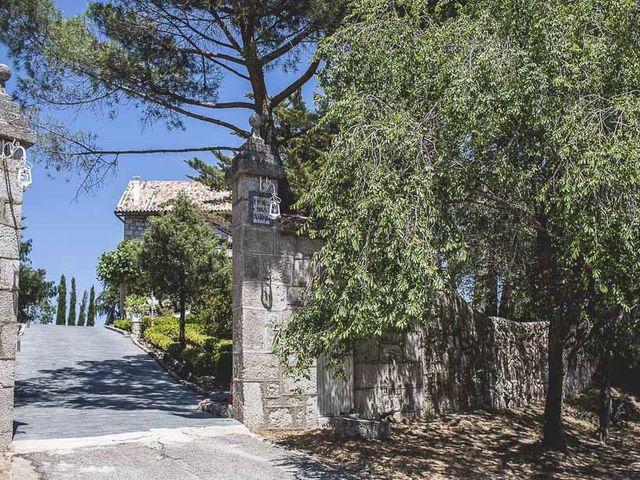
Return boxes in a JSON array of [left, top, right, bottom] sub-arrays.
[[12, 325, 350, 480], [14, 325, 233, 440]]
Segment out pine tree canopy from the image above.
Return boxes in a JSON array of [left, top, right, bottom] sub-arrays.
[[0, 0, 348, 191]]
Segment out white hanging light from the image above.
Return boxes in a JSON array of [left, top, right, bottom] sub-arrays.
[[260, 176, 281, 220], [2, 140, 32, 191], [268, 192, 281, 219]]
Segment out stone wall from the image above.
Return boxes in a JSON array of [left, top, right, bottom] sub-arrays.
[[229, 124, 594, 431], [0, 160, 21, 447], [0, 64, 31, 448], [123, 216, 150, 240], [352, 295, 595, 420], [228, 132, 322, 430], [123, 214, 230, 243]]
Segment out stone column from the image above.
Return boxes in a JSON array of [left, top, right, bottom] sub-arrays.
[[226, 117, 320, 430], [0, 64, 33, 448]]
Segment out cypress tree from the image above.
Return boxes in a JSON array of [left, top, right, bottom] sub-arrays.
[[87, 286, 96, 326], [55, 275, 66, 325], [78, 290, 87, 326], [67, 277, 77, 326]]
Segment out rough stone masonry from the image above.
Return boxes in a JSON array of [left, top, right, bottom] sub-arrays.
[[228, 120, 594, 432], [0, 64, 33, 448], [227, 119, 321, 430]]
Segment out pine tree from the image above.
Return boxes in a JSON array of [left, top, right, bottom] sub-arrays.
[[87, 285, 96, 327], [67, 278, 77, 326], [55, 275, 66, 325], [78, 290, 87, 326]]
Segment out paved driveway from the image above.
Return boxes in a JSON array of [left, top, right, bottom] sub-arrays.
[[12, 325, 350, 480], [14, 325, 234, 440]]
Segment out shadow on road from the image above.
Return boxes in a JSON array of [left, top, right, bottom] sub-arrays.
[[16, 354, 212, 418]]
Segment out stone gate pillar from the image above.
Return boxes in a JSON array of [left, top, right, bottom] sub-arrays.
[[226, 117, 320, 430], [0, 64, 33, 448]]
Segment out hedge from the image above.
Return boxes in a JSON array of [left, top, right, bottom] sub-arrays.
[[113, 319, 132, 332], [142, 316, 232, 383]]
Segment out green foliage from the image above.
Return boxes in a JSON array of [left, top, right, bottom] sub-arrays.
[[96, 240, 144, 290], [55, 274, 66, 325], [143, 315, 231, 381], [95, 285, 119, 324], [274, 91, 336, 205], [87, 285, 96, 326], [67, 277, 76, 326], [18, 239, 56, 324], [77, 290, 87, 326], [186, 155, 232, 192], [0, 0, 348, 190], [125, 294, 149, 318], [140, 194, 229, 349], [275, 0, 640, 448], [113, 318, 132, 333]]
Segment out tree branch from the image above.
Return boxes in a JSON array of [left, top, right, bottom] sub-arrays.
[[271, 59, 321, 108], [208, 2, 243, 52], [261, 25, 315, 65], [471, 190, 546, 232], [68, 146, 240, 156]]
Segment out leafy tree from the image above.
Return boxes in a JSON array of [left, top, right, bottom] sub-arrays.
[[67, 277, 77, 326], [275, 0, 640, 451], [55, 274, 66, 325], [274, 91, 335, 203], [96, 239, 145, 318], [87, 285, 96, 326], [189, 254, 233, 339], [78, 290, 88, 326], [18, 239, 56, 324], [125, 294, 149, 319], [0, 0, 348, 191], [140, 193, 229, 349], [188, 90, 335, 203], [95, 286, 119, 325]]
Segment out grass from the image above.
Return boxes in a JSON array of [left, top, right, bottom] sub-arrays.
[[262, 390, 640, 479]]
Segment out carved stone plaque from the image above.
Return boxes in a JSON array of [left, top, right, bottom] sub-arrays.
[[249, 191, 273, 226]]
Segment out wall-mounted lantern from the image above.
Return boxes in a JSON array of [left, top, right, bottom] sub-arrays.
[[1, 139, 32, 191]]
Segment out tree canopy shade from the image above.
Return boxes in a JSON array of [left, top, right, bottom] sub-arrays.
[[274, 0, 640, 451], [0, 0, 348, 190], [140, 193, 229, 349]]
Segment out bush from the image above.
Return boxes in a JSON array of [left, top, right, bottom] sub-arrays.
[[113, 319, 132, 332], [143, 327, 176, 351], [143, 315, 232, 383]]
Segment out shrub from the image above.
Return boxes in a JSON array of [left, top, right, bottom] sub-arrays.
[[113, 319, 132, 332], [143, 327, 176, 351], [142, 315, 232, 383]]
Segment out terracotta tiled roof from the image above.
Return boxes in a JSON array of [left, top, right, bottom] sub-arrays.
[[115, 178, 230, 215]]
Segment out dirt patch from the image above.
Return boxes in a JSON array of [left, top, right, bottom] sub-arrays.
[[262, 392, 640, 479], [0, 452, 40, 480]]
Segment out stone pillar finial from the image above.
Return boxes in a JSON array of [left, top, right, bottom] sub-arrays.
[[0, 64, 11, 95]]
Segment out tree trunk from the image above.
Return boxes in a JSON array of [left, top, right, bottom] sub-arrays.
[[543, 317, 567, 451], [499, 278, 512, 319], [179, 298, 186, 350], [598, 353, 612, 443]]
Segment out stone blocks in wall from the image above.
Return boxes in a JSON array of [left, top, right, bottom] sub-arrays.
[[0, 387, 14, 447], [123, 216, 150, 240], [351, 299, 595, 421], [230, 149, 322, 431], [0, 70, 30, 449]]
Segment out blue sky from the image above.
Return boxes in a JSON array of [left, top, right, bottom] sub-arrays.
[[1, 0, 317, 319]]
